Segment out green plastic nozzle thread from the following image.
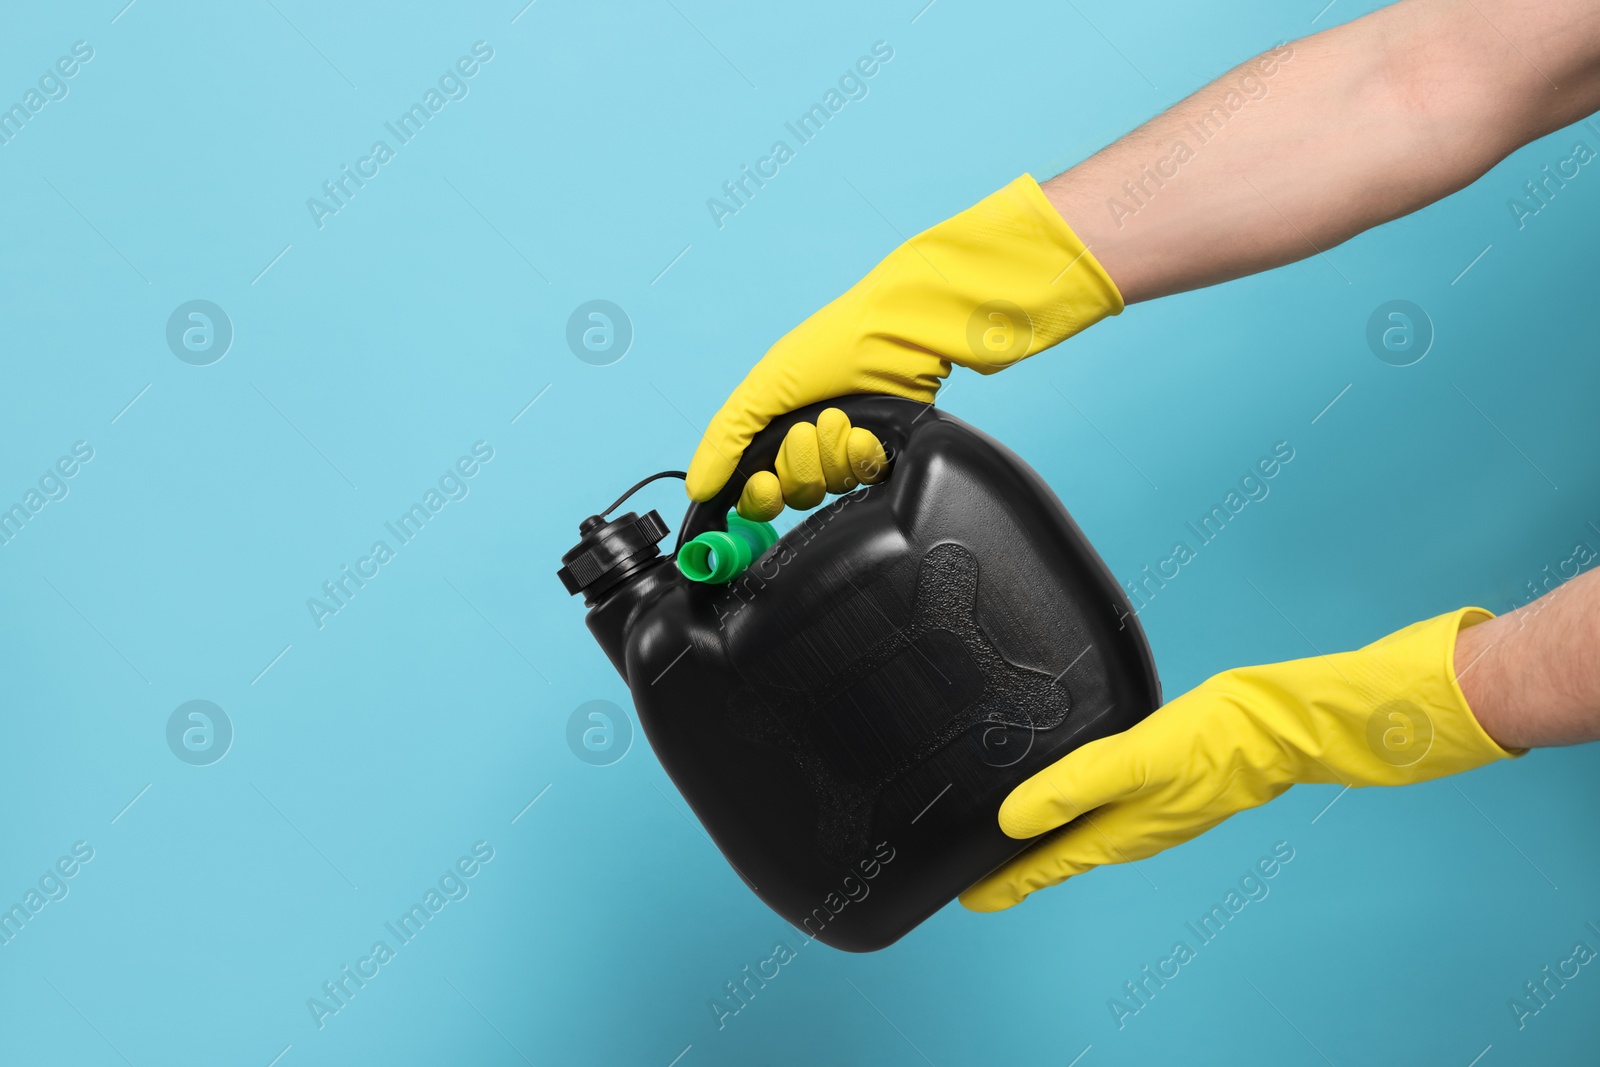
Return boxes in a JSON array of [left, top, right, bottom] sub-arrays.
[[676, 510, 779, 585]]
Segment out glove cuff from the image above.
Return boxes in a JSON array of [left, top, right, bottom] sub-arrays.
[[1355, 607, 1523, 780], [1010, 173, 1126, 323], [927, 174, 1124, 374]]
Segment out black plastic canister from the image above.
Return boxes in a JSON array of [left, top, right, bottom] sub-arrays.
[[558, 395, 1160, 951]]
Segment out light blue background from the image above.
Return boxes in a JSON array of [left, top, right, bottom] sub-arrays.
[[3, 1, 1597, 1064]]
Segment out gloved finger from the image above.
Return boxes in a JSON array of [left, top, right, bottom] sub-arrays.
[[959, 804, 1179, 912], [996, 726, 1152, 839], [815, 408, 857, 494], [847, 426, 889, 485], [957, 814, 1123, 912], [774, 422, 827, 509], [736, 471, 784, 521]]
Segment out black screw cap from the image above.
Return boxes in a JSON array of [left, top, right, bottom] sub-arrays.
[[558, 510, 669, 599]]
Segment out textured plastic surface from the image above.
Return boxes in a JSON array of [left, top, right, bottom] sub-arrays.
[[575, 395, 1161, 951]]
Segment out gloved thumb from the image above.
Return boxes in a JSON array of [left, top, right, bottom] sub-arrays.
[[997, 727, 1147, 839], [959, 805, 1138, 912]]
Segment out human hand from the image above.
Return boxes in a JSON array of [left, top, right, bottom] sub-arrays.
[[684, 174, 1123, 520], [959, 608, 1521, 912]]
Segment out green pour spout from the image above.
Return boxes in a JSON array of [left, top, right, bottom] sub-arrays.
[[676, 511, 778, 584]]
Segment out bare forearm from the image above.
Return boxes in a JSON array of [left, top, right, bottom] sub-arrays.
[[1044, 0, 1600, 303], [1455, 567, 1600, 749]]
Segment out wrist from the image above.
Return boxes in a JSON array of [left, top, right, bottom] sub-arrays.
[[1447, 608, 1526, 758]]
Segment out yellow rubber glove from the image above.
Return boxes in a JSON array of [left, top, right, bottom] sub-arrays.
[[736, 407, 891, 520], [686, 174, 1123, 519], [960, 607, 1523, 912]]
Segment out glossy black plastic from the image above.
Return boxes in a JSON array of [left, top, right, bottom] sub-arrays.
[[565, 395, 1161, 951]]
